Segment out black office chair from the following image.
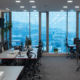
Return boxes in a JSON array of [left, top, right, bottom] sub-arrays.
[[18, 49, 41, 80], [76, 41, 80, 71], [65, 43, 76, 59], [74, 38, 79, 44]]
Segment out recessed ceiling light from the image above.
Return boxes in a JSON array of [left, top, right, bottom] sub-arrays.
[[75, 6, 79, 8], [15, 0, 21, 3], [23, 10, 27, 12], [63, 6, 68, 8], [6, 8, 9, 10], [32, 6, 36, 8], [34, 10, 37, 11], [30, 1, 35, 3], [20, 6, 24, 8], [60, 10, 64, 12], [67, 0, 73, 3]]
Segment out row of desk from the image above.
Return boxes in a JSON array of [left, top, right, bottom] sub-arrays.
[[0, 48, 38, 80]]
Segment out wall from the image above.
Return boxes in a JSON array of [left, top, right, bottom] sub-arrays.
[[0, 11, 1, 42]]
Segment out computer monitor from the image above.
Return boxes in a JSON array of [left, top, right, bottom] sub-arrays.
[[0, 18, 4, 28], [21, 42, 23, 51], [25, 37, 29, 48], [74, 38, 79, 44]]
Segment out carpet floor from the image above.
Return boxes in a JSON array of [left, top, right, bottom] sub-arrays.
[[39, 57, 80, 80]]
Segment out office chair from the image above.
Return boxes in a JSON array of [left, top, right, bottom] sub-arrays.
[[74, 38, 79, 44], [66, 43, 76, 59], [76, 41, 80, 71], [18, 49, 41, 80]]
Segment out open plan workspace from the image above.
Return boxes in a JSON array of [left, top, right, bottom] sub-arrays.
[[0, 0, 80, 80]]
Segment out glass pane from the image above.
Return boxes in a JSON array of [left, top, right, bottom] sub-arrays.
[[41, 13, 46, 51], [4, 13, 6, 41], [30, 12, 39, 46], [7, 13, 9, 44], [12, 12, 29, 46], [68, 12, 76, 45], [49, 12, 67, 53]]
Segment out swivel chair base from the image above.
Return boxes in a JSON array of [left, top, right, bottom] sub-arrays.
[[76, 66, 80, 71], [66, 54, 76, 59]]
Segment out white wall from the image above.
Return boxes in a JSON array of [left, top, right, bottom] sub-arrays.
[[0, 11, 1, 42]]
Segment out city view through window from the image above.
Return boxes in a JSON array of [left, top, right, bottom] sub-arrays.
[[12, 12, 76, 53]]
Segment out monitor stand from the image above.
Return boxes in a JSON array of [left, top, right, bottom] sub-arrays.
[[18, 51, 24, 57]]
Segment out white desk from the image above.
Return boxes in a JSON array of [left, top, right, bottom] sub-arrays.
[[0, 66, 24, 80], [0, 49, 16, 59], [0, 48, 38, 59], [16, 48, 38, 59]]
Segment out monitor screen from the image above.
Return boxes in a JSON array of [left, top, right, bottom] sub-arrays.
[[0, 18, 4, 28]]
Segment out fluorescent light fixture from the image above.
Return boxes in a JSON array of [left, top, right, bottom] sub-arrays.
[[6, 8, 9, 10], [60, 10, 64, 11], [63, 6, 68, 8], [30, 1, 35, 3], [67, 0, 73, 3], [32, 6, 36, 8], [23, 10, 27, 11], [15, 0, 21, 3], [20, 6, 24, 8], [75, 6, 79, 8]]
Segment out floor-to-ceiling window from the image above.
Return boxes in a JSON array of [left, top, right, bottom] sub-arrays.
[[12, 12, 29, 46], [49, 12, 67, 53], [68, 12, 76, 45], [12, 11, 77, 53], [30, 12, 39, 46], [41, 13, 47, 51]]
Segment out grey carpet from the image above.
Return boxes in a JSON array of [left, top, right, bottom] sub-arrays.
[[39, 57, 80, 80]]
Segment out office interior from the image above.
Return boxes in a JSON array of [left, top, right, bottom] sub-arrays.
[[0, 0, 80, 80]]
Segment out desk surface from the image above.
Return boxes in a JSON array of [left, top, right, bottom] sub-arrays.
[[16, 48, 38, 59], [0, 48, 38, 59], [0, 49, 15, 59], [0, 66, 24, 80]]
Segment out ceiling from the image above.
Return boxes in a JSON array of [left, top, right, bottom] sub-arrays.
[[0, 0, 80, 12]]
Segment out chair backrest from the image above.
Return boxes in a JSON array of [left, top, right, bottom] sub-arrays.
[[37, 47, 42, 61], [76, 41, 80, 53], [74, 38, 79, 44]]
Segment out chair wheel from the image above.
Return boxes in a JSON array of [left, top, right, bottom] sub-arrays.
[[38, 70, 40, 72], [39, 76, 41, 79], [76, 69, 78, 71]]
